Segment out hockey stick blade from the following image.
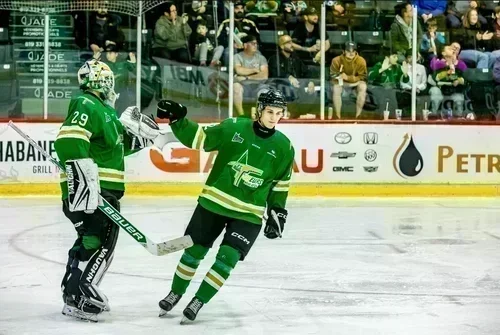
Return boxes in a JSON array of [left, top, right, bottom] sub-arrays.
[[154, 235, 193, 256], [7, 121, 193, 256]]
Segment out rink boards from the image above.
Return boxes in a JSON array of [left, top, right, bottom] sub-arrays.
[[0, 122, 499, 196]]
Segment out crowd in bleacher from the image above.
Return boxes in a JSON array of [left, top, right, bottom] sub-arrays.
[[75, 0, 500, 120]]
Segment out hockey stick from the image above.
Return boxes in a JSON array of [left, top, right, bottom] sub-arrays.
[[7, 121, 193, 256]]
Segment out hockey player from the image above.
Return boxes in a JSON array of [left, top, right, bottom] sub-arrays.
[[55, 59, 160, 322], [155, 88, 294, 323]]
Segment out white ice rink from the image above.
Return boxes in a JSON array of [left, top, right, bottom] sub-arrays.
[[1, 197, 500, 335]]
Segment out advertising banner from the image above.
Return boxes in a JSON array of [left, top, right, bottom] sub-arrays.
[[0, 123, 499, 184]]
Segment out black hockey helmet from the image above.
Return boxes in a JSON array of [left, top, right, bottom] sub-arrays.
[[256, 88, 287, 118]]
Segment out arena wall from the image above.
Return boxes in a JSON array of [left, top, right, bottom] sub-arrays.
[[0, 122, 499, 196]]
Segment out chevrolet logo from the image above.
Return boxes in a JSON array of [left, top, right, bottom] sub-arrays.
[[330, 152, 356, 159]]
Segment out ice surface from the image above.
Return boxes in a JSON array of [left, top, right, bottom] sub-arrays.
[[1, 197, 500, 335]]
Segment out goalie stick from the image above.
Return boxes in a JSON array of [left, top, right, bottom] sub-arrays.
[[7, 121, 193, 256]]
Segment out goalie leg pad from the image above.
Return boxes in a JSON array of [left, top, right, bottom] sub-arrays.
[[61, 190, 121, 313], [65, 158, 100, 213]]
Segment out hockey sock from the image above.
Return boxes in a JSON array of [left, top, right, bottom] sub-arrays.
[[195, 245, 240, 304], [171, 244, 209, 295]]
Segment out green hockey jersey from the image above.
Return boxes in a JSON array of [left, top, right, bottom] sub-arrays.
[[54, 92, 137, 199], [171, 117, 294, 225]]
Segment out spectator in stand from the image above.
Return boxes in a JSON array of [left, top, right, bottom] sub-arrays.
[[88, 8, 124, 58], [421, 18, 446, 61], [488, 6, 500, 67], [192, 20, 214, 66], [330, 0, 356, 17], [494, 56, 500, 118], [398, 49, 428, 116], [212, 1, 260, 66], [152, 2, 192, 63], [412, 0, 447, 24], [101, 44, 136, 115], [245, 1, 281, 16], [450, 8, 491, 69], [291, 7, 330, 63], [429, 44, 467, 116], [187, 1, 211, 31], [368, 48, 403, 116], [267, 35, 316, 115], [447, 0, 487, 28], [283, 0, 308, 32], [471, 1, 490, 26], [391, 2, 423, 60], [233, 35, 269, 116], [330, 42, 367, 119]]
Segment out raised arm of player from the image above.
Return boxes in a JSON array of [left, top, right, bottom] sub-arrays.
[[155, 100, 232, 152]]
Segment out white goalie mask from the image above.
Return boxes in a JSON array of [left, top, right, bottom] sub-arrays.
[[77, 60, 116, 101]]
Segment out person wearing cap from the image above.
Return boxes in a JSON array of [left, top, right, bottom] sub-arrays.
[[233, 34, 269, 116], [330, 41, 367, 119], [268, 34, 315, 116], [101, 44, 137, 115], [212, 1, 260, 66], [291, 6, 330, 62]]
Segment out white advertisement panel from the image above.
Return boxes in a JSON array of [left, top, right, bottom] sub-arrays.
[[0, 123, 499, 184]]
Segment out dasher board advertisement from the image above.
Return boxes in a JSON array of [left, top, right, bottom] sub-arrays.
[[0, 123, 499, 184]]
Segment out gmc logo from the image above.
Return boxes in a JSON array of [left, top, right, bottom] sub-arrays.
[[332, 166, 354, 172]]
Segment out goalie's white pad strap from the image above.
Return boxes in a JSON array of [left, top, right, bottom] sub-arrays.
[[119, 106, 159, 140], [66, 158, 100, 213]]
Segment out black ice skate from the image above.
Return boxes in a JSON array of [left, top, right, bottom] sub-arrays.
[[181, 297, 204, 324], [61, 283, 110, 322], [61, 295, 101, 322], [158, 291, 183, 317]]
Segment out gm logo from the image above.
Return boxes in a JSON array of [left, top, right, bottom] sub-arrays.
[[364, 132, 378, 145]]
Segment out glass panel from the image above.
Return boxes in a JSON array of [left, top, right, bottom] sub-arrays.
[[226, 1, 323, 120], [4, 9, 46, 119], [46, 8, 138, 119], [319, 0, 499, 122], [148, 0, 228, 122]]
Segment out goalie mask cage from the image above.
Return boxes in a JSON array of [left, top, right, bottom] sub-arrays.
[[0, 0, 165, 16]]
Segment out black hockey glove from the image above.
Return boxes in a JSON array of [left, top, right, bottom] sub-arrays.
[[264, 207, 287, 239], [156, 100, 187, 124]]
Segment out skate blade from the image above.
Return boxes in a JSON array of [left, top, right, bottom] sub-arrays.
[[158, 309, 168, 318], [62, 304, 98, 323], [180, 316, 191, 325]]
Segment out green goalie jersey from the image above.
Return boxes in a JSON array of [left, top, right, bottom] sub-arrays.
[[54, 92, 137, 199], [171, 117, 294, 225]]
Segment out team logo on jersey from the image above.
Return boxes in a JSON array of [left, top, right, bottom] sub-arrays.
[[228, 150, 264, 189], [232, 132, 244, 143], [105, 114, 111, 122]]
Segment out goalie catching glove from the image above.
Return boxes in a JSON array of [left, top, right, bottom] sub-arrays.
[[65, 158, 102, 214], [119, 106, 160, 140], [264, 207, 287, 239]]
